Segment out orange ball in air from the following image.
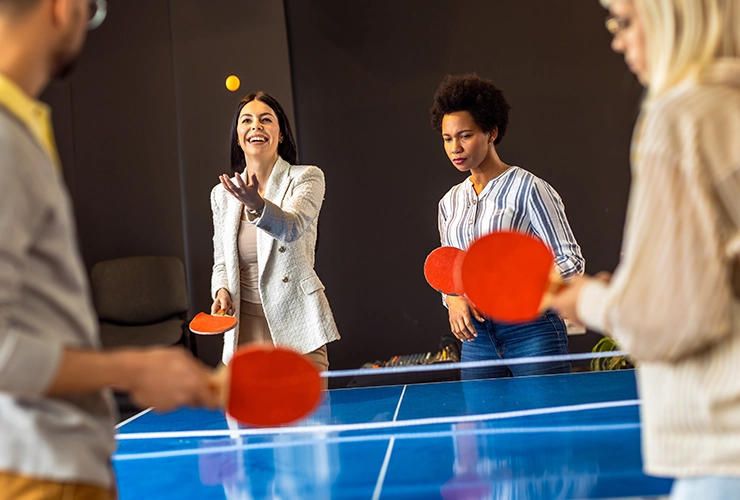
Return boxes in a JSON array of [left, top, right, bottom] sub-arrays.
[[225, 75, 241, 92]]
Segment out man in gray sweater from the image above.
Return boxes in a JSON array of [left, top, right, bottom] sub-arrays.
[[0, 1, 217, 498]]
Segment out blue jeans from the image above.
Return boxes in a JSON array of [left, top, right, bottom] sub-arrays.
[[670, 477, 740, 499], [461, 311, 571, 380]]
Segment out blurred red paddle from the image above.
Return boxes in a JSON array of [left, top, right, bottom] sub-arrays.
[[458, 231, 561, 323], [210, 345, 322, 427], [424, 246, 466, 295], [190, 311, 237, 335]]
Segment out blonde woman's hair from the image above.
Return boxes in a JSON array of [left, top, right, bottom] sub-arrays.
[[602, 0, 740, 99]]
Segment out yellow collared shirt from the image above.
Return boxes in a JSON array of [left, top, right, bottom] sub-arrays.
[[0, 72, 60, 169]]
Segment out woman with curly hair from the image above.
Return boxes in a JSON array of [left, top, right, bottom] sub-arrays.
[[431, 73, 584, 379]]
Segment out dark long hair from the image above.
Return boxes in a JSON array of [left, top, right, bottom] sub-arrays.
[[229, 92, 298, 172]]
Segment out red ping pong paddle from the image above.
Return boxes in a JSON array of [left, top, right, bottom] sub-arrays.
[[210, 345, 322, 427], [424, 246, 466, 295], [457, 231, 562, 323], [190, 311, 237, 335]]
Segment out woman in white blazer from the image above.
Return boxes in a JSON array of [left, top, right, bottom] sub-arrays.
[[210, 91, 340, 369]]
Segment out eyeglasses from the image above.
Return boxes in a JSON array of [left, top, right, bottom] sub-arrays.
[[88, 0, 107, 30], [605, 15, 631, 37]]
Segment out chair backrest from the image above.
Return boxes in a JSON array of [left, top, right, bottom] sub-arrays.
[[90, 256, 189, 325]]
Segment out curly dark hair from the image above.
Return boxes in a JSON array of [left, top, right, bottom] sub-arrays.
[[229, 92, 298, 172], [430, 73, 511, 145]]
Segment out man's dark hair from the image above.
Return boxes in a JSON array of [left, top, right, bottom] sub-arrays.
[[0, 0, 44, 17], [229, 91, 297, 172], [430, 73, 511, 145]]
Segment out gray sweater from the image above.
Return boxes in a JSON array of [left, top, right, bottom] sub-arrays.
[[0, 106, 116, 487]]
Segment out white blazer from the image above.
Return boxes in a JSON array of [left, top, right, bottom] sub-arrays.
[[210, 157, 340, 363]]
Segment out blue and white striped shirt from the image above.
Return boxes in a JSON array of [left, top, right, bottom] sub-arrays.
[[438, 166, 584, 280]]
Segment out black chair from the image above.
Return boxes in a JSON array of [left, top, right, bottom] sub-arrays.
[[89, 255, 196, 419]]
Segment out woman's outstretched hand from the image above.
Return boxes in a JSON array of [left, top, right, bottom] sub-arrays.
[[220, 172, 265, 213]]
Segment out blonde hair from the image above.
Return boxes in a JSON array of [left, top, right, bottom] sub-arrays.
[[601, 0, 740, 99]]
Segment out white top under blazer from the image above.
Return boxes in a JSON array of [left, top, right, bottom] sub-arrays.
[[210, 156, 340, 363]]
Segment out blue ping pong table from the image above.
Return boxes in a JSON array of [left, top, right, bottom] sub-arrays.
[[115, 369, 673, 499]]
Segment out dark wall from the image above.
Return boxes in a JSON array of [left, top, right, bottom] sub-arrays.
[[43, 1, 643, 371], [167, 0, 295, 363], [45, 0, 185, 269], [284, 0, 644, 369], [42, 0, 294, 366]]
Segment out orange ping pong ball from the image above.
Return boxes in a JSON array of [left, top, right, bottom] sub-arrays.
[[225, 75, 241, 92]]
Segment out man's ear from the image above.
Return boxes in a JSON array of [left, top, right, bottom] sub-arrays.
[[49, 0, 74, 31]]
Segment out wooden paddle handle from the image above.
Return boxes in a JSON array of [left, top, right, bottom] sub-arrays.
[[537, 266, 566, 313], [209, 364, 230, 409]]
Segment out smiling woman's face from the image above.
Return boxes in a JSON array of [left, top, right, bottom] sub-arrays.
[[236, 99, 282, 160]]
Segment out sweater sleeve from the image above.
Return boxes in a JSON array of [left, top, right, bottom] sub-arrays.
[[577, 106, 735, 362], [0, 140, 63, 395]]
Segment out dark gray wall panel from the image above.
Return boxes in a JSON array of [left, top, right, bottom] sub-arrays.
[[285, 0, 643, 370], [64, 0, 186, 268], [168, 0, 295, 365], [41, 1, 295, 367], [41, 0, 643, 373]]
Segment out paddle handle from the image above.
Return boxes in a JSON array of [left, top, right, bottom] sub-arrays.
[[537, 266, 566, 313], [209, 364, 230, 409]]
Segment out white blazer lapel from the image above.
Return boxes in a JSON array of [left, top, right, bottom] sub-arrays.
[[263, 157, 292, 206], [257, 158, 293, 278]]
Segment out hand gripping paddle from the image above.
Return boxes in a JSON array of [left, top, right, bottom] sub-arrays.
[[190, 311, 237, 335], [424, 246, 466, 295], [210, 345, 322, 427], [458, 231, 561, 323]]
